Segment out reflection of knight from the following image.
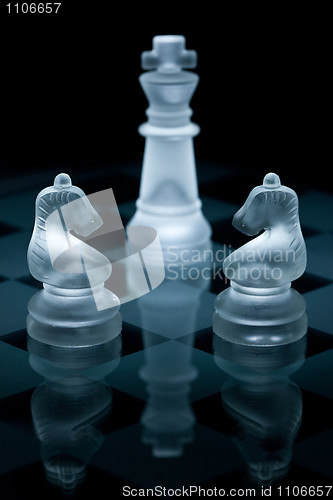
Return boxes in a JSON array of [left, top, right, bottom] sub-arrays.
[[27, 314, 122, 494], [213, 317, 307, 486], [215, 173, 307, 342]]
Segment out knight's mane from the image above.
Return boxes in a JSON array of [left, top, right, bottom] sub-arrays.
[[257, 189, 290, 204], [256, 189, 300, 230], [39, 190, 80, 214]]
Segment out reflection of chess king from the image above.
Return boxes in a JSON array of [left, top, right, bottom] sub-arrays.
[[140, 333, 197, 458], [215, 173, 307, 342], [128, 35, 211, 263]]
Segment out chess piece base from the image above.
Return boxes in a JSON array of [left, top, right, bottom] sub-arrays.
[[27, 312, 122, 348], [28, 284, 120, 328], [213, 311, 308, 347], [214, 282, 307, 345]]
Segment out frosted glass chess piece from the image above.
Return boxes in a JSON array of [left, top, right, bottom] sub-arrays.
[[27, 173, 120, 327], [27, 309, 122, 347], [28, 316, 121, 494], [215, 173, 307, 343], [128, 35, 212, 265], [213, 331, 306, 486]]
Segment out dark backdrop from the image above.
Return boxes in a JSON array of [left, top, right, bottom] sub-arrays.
[[0, 2, 330, 191]]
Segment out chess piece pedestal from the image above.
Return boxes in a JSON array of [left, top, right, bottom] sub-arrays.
[[214, 282, 307, 345], [128, 36, 211, 263], [27, 310, 122, 347], [28, 284, 120, 329]]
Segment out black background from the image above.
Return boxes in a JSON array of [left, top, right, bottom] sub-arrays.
[[0, 2, 330, 191], [0, 6, 331, 497]]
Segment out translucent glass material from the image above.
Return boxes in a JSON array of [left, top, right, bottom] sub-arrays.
[[128, 35, 212, 262], [27, 174, 120, 327], [215, 173, 307, 337], [223, 172, 307, 288], [141, 35, 197, 72]]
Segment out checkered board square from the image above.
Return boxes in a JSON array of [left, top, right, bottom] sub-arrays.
[[0, 164, 332, 499]]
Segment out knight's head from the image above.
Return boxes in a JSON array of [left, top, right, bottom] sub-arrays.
[[232, 173, 298, 236], [53, 174, 103, 237]]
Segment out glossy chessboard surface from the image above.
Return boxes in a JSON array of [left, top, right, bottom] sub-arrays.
[[0, 163, 332, 498]]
